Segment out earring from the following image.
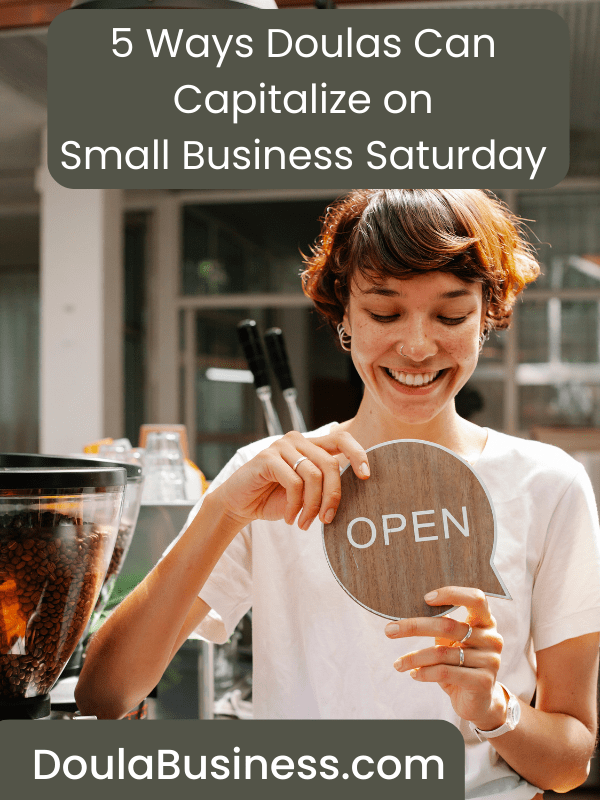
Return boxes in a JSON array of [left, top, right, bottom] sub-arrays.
[[337, 322, 352, 352], [479, 331, 489, 352]]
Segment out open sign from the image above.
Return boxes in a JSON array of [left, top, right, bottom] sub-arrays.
[[346, 506, 471, 549], [322, 439, 510, 620]]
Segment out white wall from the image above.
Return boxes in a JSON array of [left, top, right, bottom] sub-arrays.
[[36, 135, 124, 454]]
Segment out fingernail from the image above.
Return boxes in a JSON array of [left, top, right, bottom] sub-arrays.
[[324, 508, 335, 524], [394, 658, 405, 672], [360, 462, 370, 477], [410, 669, 418, 679], [385, 623, 400, 636], [424, 591, 438, 601]]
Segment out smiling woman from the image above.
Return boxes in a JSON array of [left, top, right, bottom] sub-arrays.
[[77, 190, 600, 800], [302, 189, 539, 449]]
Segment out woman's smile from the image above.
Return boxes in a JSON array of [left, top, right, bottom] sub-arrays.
[[343, 270, 485, 431], [384, 366, 445, 391]]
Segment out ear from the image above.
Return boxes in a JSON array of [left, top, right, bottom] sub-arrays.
[[335, 277, 351, 334], [342, 308, 351, 335]]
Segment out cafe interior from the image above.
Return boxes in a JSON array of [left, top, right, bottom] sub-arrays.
[[1, 0, 600, 793]]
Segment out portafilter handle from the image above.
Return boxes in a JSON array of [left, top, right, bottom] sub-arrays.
[[264, 328, 307, 433], [237, 319, 271, 390], [237, 320, 283, 437]]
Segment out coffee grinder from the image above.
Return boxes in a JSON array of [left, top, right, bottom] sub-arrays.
[[0, 459, 126, 720]]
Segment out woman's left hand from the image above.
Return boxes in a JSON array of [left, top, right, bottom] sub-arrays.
[[385, 586, 507, 729]]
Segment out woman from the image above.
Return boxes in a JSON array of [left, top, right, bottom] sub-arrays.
[[77, 190, 600, 799]]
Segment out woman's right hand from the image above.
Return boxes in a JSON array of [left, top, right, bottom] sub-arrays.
[[211, 429, 370, 531]]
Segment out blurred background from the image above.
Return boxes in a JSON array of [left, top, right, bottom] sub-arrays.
[[1, 0, 600, 474]]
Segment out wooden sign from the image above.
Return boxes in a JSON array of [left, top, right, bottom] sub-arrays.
[[322, 439, 510, 620]]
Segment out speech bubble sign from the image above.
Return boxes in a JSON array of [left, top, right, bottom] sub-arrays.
[[322, 439, 510, 620]]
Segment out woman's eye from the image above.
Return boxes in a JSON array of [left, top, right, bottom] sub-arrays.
[[369, 312, 398, 323], [438, 315, 468, 325]]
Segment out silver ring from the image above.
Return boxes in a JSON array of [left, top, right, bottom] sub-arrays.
[[458, 647, 464, 667], [459, 625, 473, 644], [292, 456, 308, 472], [400, 345, 405, 356]]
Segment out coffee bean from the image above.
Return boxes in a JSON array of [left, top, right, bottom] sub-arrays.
[[1, 510, 115, 699], [92, 522, 135, 619]]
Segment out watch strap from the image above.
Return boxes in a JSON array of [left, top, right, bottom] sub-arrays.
[[469, 683, 521, 741]]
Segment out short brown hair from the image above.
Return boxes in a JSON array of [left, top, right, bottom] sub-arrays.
[[302, 189, 539, 336]]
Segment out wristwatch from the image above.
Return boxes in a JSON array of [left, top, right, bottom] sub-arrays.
[[469, 683, 521, 741]]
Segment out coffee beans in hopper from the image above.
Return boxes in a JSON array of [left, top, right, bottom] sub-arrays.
[[92, 522, 135, 618], [0, 510, 114, 699]]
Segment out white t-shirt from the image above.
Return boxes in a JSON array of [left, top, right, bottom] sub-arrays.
[[172, 425, 600, 800]]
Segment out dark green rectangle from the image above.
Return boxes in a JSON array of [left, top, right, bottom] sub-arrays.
[[48, 9, 569, 189], [2, 719, 464, 800]]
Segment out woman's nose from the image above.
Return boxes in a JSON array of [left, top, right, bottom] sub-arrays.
[[396, 321, 438, 362]]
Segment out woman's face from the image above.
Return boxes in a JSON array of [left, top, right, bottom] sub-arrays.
[[343, 270, 486, 428]]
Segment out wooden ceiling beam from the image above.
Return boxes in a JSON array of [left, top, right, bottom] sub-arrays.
[[0, 0, 71, 30], [0, 0, 417, 30]]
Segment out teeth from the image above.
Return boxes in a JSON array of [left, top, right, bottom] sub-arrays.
[[387, 369, 440, 386]]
